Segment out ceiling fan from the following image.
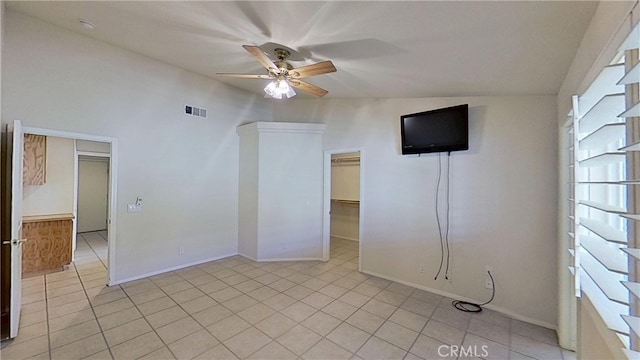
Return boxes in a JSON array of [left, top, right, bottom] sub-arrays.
[[217, 45, 337, 98]]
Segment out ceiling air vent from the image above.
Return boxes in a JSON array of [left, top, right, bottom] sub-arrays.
[[185, 105, 207, 118]]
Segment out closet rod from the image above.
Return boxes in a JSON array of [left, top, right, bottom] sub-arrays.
[[331, 157, 360, 164]]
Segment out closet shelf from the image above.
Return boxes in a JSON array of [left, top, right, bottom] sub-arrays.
[[331, 199, 360, 206], [331, 157, 360, 165]]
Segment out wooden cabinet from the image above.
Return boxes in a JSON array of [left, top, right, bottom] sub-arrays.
[[22, 214, 73, 275], [23, 134, 47, 185]]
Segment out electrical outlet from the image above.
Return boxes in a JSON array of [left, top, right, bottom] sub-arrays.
[[127, 204, 142, 213], [419, 264, 425, 273], [485, 276, 493, 290], [179, 247, 184, 255], [485, 265, 494, 290]]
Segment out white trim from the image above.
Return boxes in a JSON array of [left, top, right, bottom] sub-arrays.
[[238, 253, 323, 262], [108, 253, 237, 286], [323, 148, 364, 273], [72, 141, 78, 257], [22, 127, 116, 143], [557, 118, 578, 351], [361, 269, 558, 331], [257, 257, 324, 262], [238, 253, 258, 262], [77, 150, 111, 158], [21, 125, 118, 286]]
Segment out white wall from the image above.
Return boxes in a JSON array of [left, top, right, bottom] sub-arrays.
[[257, 124, 324, 260], [274, 96, 559, 327], [2, 11, 272, 282], [22, 136, 74, 216], [237, 126, 259, 260], [238, 122, 325, 261]]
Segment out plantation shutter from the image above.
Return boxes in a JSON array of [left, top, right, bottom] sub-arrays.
[[571, 21, 640, 354]]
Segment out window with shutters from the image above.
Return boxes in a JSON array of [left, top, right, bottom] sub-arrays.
[[568, 22, 639, 356]]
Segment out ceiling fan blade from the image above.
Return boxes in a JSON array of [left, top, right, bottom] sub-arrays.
[[242, 45, 279, 74], [216, 73, 272, 79], [289, 61, 337, 79], [289, 80, 329, 97]]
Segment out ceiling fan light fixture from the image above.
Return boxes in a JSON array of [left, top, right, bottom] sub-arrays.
[[264, 79, 296, 99]]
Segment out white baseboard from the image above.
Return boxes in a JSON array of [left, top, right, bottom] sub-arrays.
[[330, 234, 359, 242], [361, 269, 557, 331], [242, 255, 324, 262], [238, 253, 258, 262], [109, 252, 238, 286]]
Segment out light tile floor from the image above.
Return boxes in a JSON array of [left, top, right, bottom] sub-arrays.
[[1, 233, 576, 360]]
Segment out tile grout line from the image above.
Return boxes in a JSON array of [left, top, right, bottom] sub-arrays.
[[82, 232, 108, 268], [69, 235, 116, 360], [25, 236, 564, 360], [145, 242, 420, 359], [272, 251, 380, 359], [44, 273, 52, 360], [185, 244, 361, 359], [123, 265, 260, 359]]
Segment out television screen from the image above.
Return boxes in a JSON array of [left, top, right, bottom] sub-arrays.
[[400, 104, 469, 155]]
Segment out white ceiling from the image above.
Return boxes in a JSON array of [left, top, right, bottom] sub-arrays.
[[6, 1, 598, 99]]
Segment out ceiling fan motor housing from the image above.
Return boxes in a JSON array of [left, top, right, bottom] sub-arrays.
[[274, 48, 294, 72]]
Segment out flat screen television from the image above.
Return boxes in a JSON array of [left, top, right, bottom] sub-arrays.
[[400, 104, 469, 155]]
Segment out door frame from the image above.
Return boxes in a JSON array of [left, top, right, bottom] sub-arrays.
[[22, 126, 118, 285], [74, 151, 111, 255], [322, 148, 364, 271]]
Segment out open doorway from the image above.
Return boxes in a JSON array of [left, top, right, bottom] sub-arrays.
[[76, 153, 110, 267], [323, 150, 362, 270], [20, 127, 117, 285], [1, 123, 117, 340]]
